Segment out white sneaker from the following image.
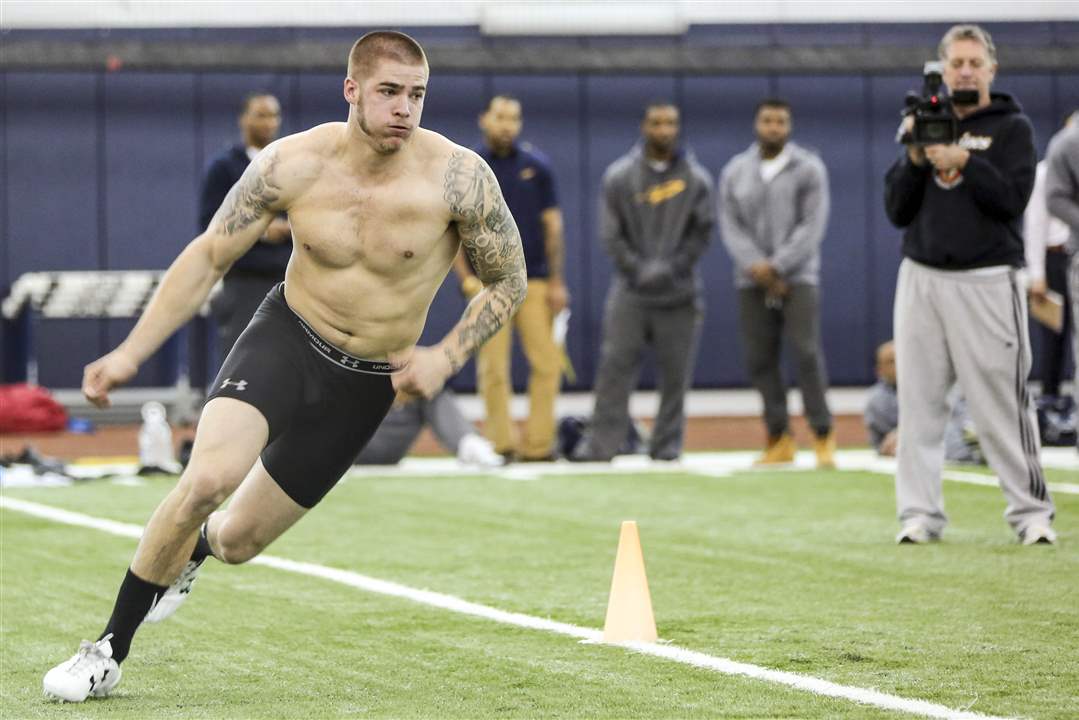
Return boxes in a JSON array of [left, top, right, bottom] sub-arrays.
[[144, 559, 203, 623], [43, 635, 121, 702], [896, 523, 938, 544], [1020, 524, 1057, 545], [457, 433, 505, 469]]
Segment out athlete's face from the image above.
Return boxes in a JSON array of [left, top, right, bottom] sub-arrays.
[[240, 95, 281, 150], [345, 59, 428, 154], [641, 106, 679, 156], [942, 38, 996, 107], [480, 98, 522, 156], [754, 106, 791, 154]]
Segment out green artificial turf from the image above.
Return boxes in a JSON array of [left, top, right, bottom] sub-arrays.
[[2, 461, 1076, 718]]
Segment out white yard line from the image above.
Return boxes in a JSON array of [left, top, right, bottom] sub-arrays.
[[1, 495, 1013, 720]]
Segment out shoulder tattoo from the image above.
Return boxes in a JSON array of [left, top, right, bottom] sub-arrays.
[[217, 150, 283, 235]]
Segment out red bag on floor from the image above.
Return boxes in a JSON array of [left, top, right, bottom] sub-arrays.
[[0, 383, 69, 433]]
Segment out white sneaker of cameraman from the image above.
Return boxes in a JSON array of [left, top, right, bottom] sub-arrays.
[[457, 433, 504, 468], [43, 635, 121, 702]]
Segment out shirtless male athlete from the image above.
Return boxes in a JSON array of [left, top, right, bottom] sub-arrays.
[[43, 31, 526, 702]]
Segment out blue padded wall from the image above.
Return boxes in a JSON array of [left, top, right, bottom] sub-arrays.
[[488, 75, 586, 391], [3, 22, 1077, 392], [682, 75, 771, 387], [777, 75, 873, 386], [582, 74, 678, 389], [4, 73, 103, 385]]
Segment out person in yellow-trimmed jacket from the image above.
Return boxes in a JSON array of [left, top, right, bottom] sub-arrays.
[[571, 101, 714, 462], [454, 95, 568, 461]]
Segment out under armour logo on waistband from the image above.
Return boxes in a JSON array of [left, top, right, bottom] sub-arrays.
[[220, 378, 248, 391]]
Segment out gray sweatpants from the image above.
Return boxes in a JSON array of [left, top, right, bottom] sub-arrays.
[[355, 389, 471, 465], [588, 284, 703, 460], [894, 259, 1054, 536], [737, 284, 833, 437]]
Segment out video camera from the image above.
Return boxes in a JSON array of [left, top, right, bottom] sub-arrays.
[[899, 62, 978, 146]]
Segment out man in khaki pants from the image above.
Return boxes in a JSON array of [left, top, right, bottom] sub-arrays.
[[455, 95, 568, 461]]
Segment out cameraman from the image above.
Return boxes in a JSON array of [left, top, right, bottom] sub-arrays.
[[884, 24, 1055, 545]]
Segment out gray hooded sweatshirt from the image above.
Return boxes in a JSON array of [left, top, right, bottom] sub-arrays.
[[1044, 122, 1079, 252], [718, 141, 830, 288], [601, 144, 715, 307]]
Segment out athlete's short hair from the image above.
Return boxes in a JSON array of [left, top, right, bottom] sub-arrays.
[[938, 24, 997, 64], [347, 31, 429, 80]]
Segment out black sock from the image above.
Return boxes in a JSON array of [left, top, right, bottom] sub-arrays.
[[99, 568, 168, 664], [190, 522, 215, 564]]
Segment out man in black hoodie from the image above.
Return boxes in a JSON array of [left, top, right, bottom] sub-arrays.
[[573, 101, 714, 461], [885, 24, 1055, 545]]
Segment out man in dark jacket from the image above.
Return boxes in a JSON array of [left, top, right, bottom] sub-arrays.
[[573, 101, 714, 462], [199, 92, 291, 368], [884, 24, 1054, 545]]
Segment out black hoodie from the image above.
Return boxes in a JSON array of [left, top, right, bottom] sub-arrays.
[[884, 92, 1036, 270]]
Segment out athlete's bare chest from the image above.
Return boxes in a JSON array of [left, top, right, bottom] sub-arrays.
[[288, 172, 452, 271]]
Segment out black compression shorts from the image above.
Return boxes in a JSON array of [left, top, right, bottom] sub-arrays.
[[207, 283, 397, 508]]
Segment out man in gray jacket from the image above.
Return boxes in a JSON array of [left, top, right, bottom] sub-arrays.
[[718, 98, 835, 468], [1044, 110, 1079, 453], [572, 101, 714, 461]]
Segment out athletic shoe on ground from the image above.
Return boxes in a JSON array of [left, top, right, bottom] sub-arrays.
[[896, 523, 939, 544], [43, 635, 121, 702], [144, 559, 203, 623], [755, 433, 796, 465], [1020, 524, 1057, 545], [457, 433, 505, 469], [813, 431, 836, 469]]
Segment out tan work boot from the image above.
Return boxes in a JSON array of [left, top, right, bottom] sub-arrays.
[[755, 433, 796, 465], [814, 431, 836, 469]]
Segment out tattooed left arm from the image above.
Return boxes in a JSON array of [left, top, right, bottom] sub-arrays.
[[391, 152, 525, 401], [440, 150, 527, 373]]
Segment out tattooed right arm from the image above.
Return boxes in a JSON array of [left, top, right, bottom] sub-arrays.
[[116, 145, 289, 365]]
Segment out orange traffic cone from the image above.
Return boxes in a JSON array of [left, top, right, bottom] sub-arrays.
[[602, 520, 657, 643]]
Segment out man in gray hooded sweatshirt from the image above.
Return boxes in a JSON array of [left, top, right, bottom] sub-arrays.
[[572, 101, 714, 462], [719, 98, 834, 468]]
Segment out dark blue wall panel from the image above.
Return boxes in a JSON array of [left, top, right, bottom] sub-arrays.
[[867, 77, 911, 357], [582, 75, 678, 387], [5, 74, 101, 278], [1055, 73, 1079, 120], [104, 73, 198, 269], [489, 75, 586, 391], [777, 75, 873, 385], [296, 73, 346, 130], [4, 73, 103, 385], [2, 21, 1076, 392], [102, 73, 198, 387], [1006, 75, 1056, 155], [682, 76, 771, 386]]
